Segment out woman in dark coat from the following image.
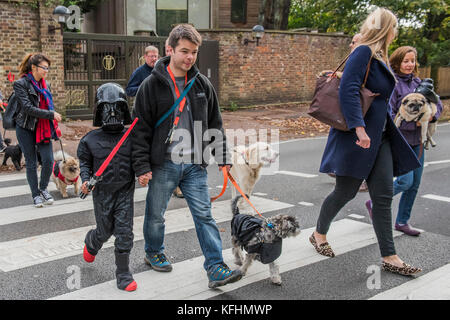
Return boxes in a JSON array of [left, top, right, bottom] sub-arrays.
[[311, 8, 422, 276]]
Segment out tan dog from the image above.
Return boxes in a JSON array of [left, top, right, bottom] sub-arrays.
[[230, 142, 279, 202], [394, 93, 437, 149], [52, 151, 81, 198]]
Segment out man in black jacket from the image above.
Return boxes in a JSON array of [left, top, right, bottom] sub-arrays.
[[131, 24, 242, 288]]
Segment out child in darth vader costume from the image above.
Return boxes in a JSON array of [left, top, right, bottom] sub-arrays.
[[77, 83, 137, 292]]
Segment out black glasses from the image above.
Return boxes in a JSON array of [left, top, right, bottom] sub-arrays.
[[36, 65, 50, 71]]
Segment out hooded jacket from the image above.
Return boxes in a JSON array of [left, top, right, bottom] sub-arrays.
[[389, 73, 443, 146], [131, 56, 231, 176]]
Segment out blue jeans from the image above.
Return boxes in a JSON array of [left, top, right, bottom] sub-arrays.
[[15, 125, 54, 198], [393, 144, 424, 225], [143, 160, 223, 271]]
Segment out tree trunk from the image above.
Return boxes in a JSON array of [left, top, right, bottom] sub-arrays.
[[259, 0, 291, 30]]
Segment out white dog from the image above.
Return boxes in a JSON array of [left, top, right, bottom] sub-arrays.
[[52, 151, 81, 198], [229, 142, 279, 200]]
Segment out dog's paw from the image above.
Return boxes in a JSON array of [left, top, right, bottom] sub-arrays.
[[270, 276, 282, 286], [62, 193, 69, 198], [234, 259, 243, 266]]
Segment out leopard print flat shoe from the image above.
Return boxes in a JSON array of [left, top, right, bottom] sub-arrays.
[[309, 233, 335, 258], [381, 261, 422, 276]]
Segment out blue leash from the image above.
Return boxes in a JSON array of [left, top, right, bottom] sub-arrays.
[[155, 75, 197, 128]]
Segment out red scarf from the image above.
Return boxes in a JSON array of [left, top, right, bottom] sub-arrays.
[[34, 78, 61, 144]]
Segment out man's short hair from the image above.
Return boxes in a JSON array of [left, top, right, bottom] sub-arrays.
[[145, 46, 159, 55], [168, 24, 202, 50]]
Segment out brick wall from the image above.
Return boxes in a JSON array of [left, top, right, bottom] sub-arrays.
[[201, 30, 350, 106], [0, 0, 65, 114]]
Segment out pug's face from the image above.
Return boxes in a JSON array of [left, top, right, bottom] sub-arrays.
[[401, 93, 427, 117]]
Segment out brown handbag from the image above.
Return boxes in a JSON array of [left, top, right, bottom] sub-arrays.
[[308, 54, 380, 131]]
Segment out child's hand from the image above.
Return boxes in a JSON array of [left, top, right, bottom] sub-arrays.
[[81, 181, 92, 194], [138, 172, 152, 186]]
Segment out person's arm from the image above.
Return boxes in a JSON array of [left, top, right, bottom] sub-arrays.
[[125, 69, 141, 97], [204, 75, 232, 167], [339, 45, 372, 131], [13, 80, 55, 119], [131, 77, 155, 178], [77, 136, 93, 183]]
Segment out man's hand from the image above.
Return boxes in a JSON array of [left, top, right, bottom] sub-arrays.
[[355, 126, 370, 149], [219, 164, 231, 173], [0, 100, 4, 112], [138, 172, 152, 186]]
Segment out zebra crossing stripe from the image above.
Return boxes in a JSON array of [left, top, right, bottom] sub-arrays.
[[0, 187, 149, 226], [275, 170, 318, 178], [369, 263, 450, 300], [0, 172, 28, 183], [0, 196, 293, 272], [50, 218, 402, 300]]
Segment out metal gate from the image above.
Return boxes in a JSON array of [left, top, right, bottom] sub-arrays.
[[63, 33, 219, 120]]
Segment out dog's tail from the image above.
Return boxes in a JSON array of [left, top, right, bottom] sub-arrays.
[[4, 138, 11, 146], [53, 150, 73, 162], [231, 194, 249, 216]]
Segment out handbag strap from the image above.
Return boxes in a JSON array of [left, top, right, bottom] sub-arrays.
[[331, 52, 373, 88]]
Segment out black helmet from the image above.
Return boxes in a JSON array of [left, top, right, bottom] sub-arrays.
[[93, 83, 132, 128], [414, 78, 439, 104]]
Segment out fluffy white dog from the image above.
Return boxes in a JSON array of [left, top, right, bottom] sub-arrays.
[[229, 142, 279, 200]]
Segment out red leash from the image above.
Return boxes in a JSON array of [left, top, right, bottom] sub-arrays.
[[211, 167, 264, 219]]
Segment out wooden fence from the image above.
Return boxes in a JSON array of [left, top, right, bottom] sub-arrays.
[[418, 66, 450, 97]]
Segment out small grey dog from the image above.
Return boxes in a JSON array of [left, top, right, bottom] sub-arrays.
[[231, 195, 301, 285]]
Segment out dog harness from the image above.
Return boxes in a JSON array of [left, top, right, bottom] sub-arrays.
[[231, 214, 282, 264], [52, 160, 79, 185]]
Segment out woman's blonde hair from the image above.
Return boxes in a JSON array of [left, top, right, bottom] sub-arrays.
[[357, 8, 398, 63], [389, 46, 419, 76]]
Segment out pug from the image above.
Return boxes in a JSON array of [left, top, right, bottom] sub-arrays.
[[394, 92, 437, 149], [52, 151, 81, 198]]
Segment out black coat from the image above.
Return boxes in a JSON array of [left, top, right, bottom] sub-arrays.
[[131, 56, 231, 177], [13, 77, 55, 131], [77, 128, 135, 191]]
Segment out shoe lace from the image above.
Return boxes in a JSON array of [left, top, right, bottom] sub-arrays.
[[154, 254, 167, 263]]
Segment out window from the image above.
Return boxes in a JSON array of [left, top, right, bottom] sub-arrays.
[[231, 0, 247, 24]]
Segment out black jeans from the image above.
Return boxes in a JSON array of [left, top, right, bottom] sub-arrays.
[[15, 125, 54, 198], [316, 134, 396, 257]]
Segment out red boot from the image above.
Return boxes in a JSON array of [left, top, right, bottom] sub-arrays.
[[124, 280, 137, 292], [83, 245, 96, 263]]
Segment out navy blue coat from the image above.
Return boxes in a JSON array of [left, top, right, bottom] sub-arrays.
[[319, 45, 420, 179]]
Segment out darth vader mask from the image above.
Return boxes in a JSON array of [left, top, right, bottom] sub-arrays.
[[100, 102, 125, 132], [93, 83, 132, 131]]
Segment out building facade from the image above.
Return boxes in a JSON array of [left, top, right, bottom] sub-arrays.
[[82, 0, 260, 36]]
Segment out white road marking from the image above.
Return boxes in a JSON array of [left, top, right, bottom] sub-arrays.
[[422, 194, 450, 203], [424, 160, 450, 168], [50, 219, 402, 300], [298, 201, 314, 207], [253, 192, 267, 196], [348, 214, 365, 219], [0, 188, 149, 226], [275, 170, 318, 178], [370, 263, 450, 300], [0, 184, 58, 199], [0, 196, 293, 272], [0, 172, 28, 182]]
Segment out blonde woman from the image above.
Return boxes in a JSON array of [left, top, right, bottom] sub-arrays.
[[311, 8, 422, 276]]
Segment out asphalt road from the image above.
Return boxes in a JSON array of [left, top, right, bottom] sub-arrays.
[[0, 123, 449, 301]]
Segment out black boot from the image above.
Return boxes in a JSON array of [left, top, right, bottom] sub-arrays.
[[115, 251, 137, 291]]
